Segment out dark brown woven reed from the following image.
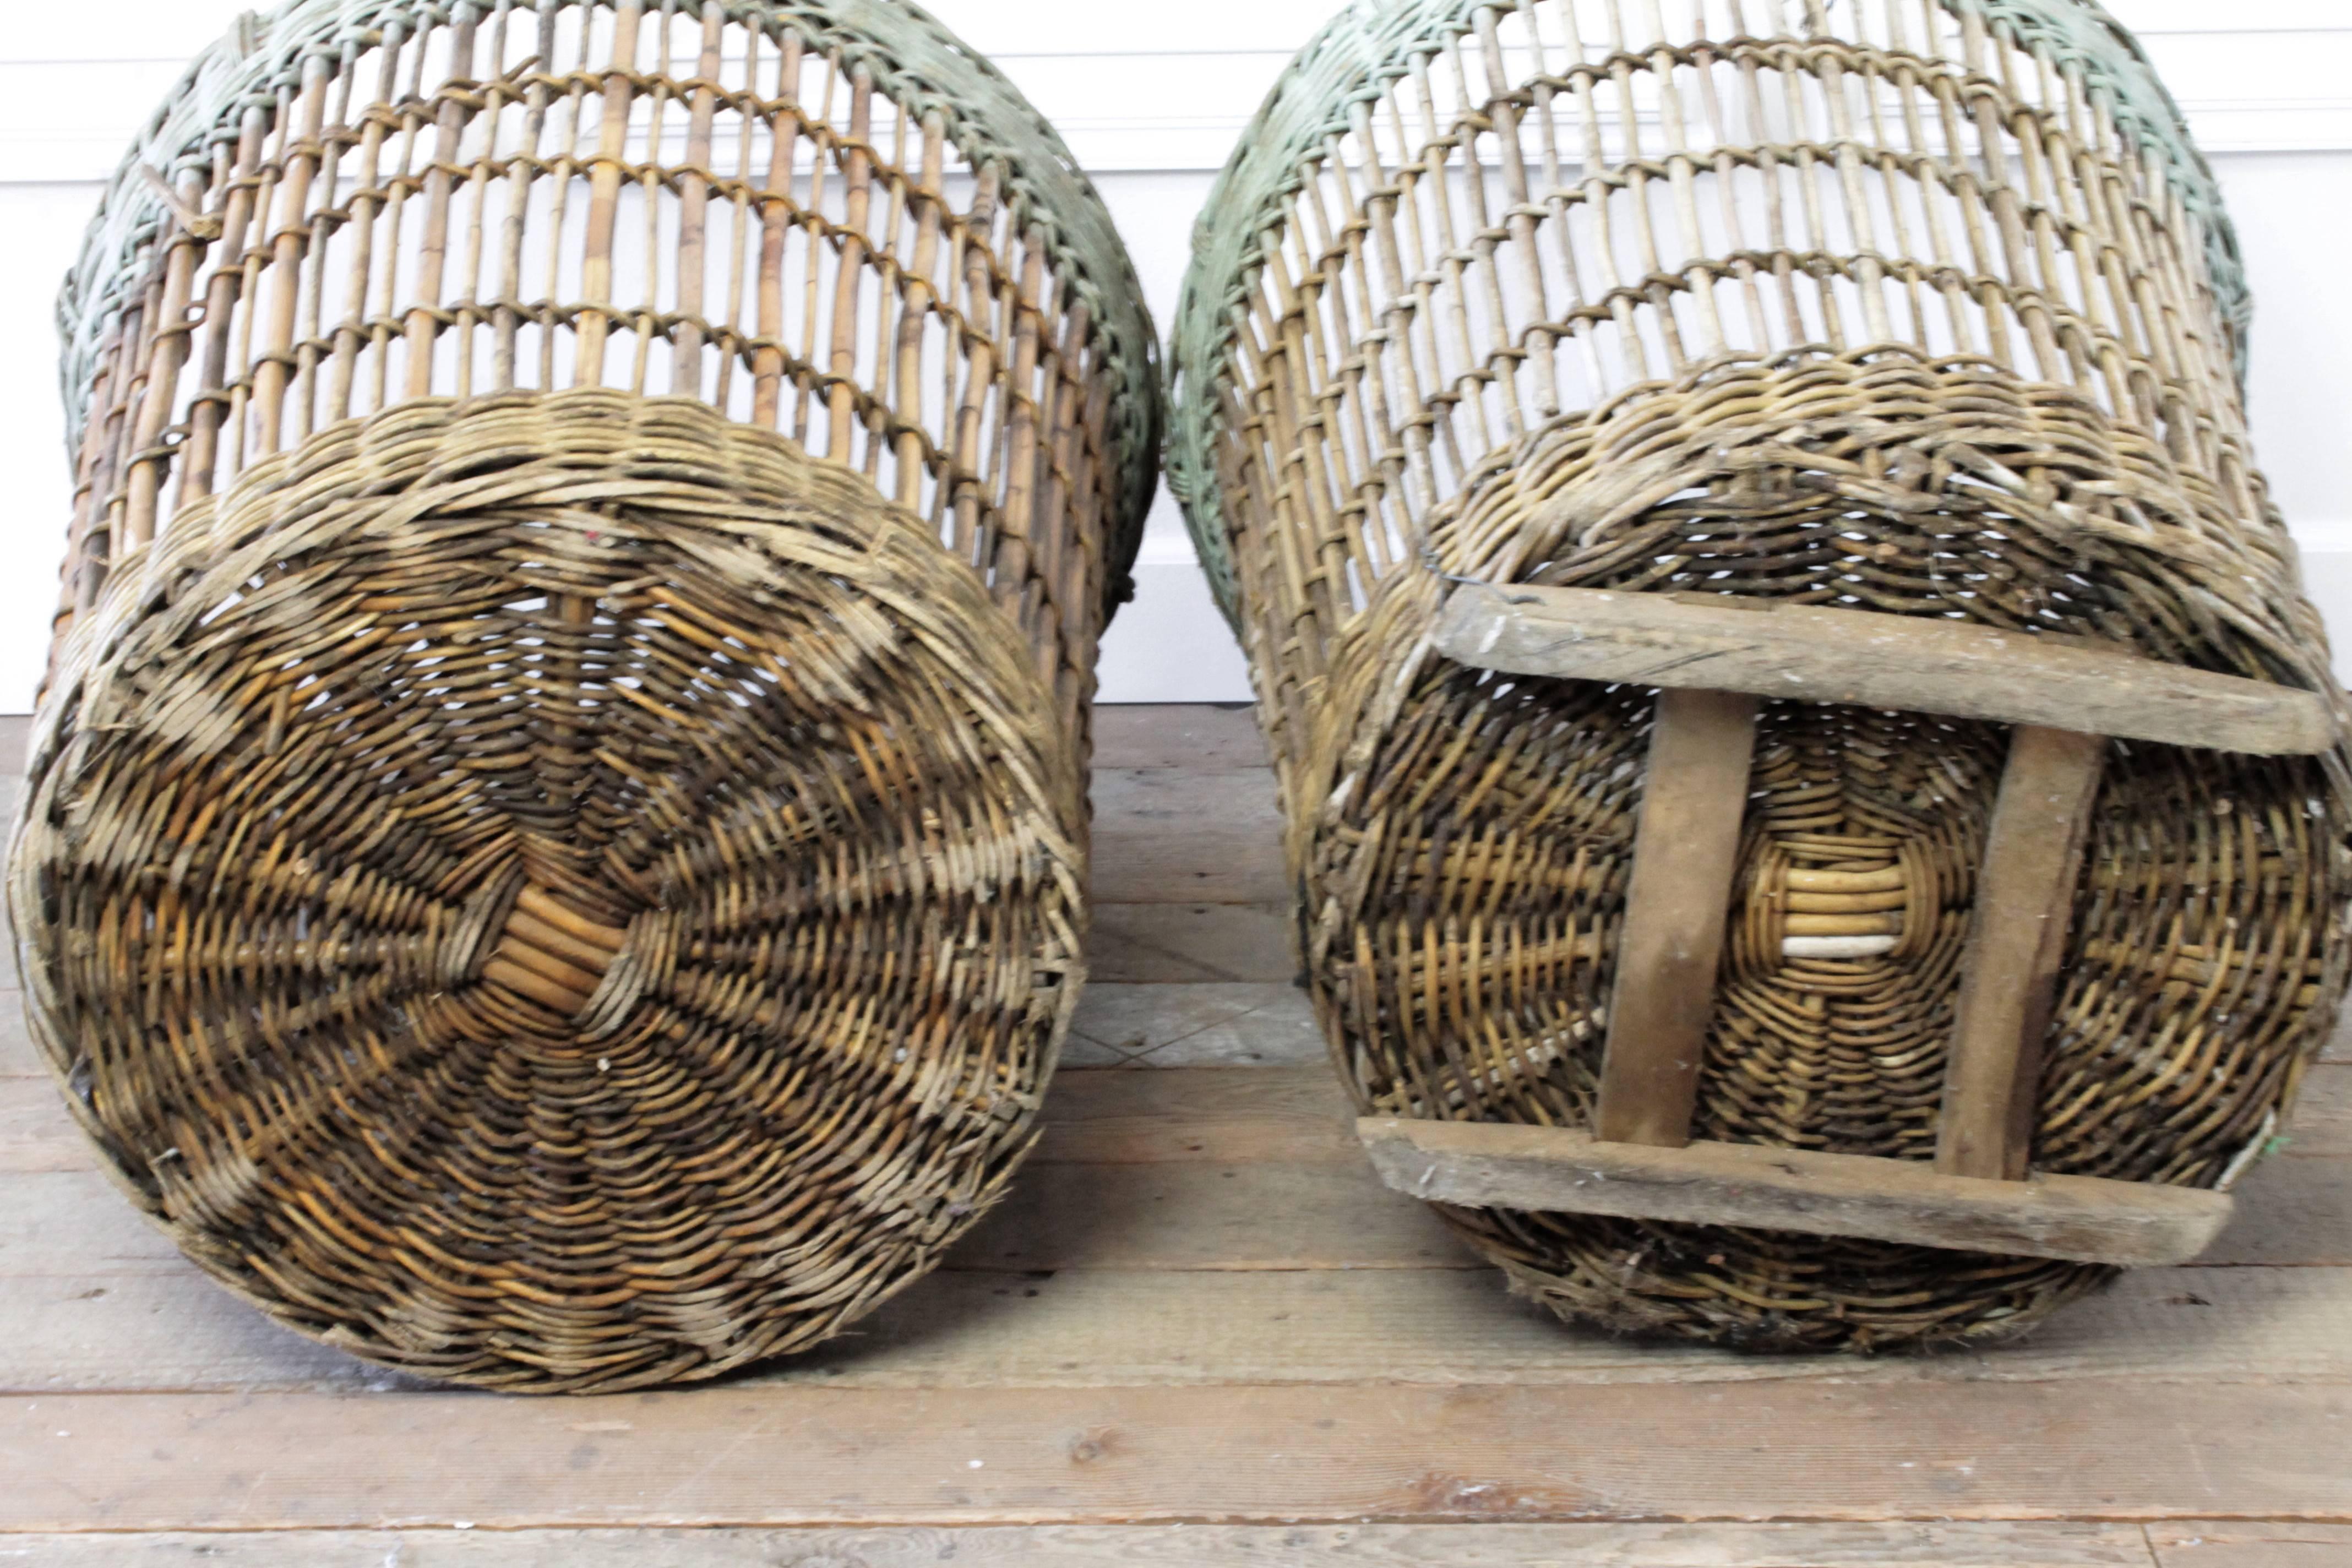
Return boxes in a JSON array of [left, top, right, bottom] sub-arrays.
[[1171, 0, 2351, 1349], [17, 0, 1158, 1391]]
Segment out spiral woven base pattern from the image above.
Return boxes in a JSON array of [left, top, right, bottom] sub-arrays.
[[12, 390, 1084, 1391], [1299, 353, 2350, 1350]]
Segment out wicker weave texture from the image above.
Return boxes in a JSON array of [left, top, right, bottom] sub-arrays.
[[1170, 0, 2351, 1349], [1169, 0, 2247, 608], [19, 0, 1158, 1391]]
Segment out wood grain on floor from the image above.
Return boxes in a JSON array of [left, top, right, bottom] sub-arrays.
[[0, 705, 2345, 1563], [0, 1522, 2169, 1566]]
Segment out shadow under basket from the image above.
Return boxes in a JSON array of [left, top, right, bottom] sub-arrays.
[[10, 392, 1086, 1392]]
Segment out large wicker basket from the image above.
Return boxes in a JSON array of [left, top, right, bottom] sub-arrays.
[[1170, 0, 2351, 1349], [15, 0, 1159, 1391]]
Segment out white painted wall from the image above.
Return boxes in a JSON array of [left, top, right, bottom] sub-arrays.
[[0, 0, 2343, 706]]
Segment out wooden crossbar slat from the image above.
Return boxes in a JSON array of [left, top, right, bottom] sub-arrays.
[[1408, 582, 2297, 1258], [1938, 726, 2110, 1179], [1358, 1119, 2234, 1267], [1593, 688, 1758, 1147], [1436, 584, 2335, 756], [1397, 583, 2266, 1263]]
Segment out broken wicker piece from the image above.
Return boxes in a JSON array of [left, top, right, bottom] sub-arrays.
[[1169, 0, 2351, 1349], [15, 0, 1159, 1391]]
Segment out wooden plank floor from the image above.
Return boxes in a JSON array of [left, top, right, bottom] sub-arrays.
[[2, 705, 2348, 1566]]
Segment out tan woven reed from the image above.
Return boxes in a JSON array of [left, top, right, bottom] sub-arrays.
[[18, 0, 1158, 1391], [1171, 0, 2351, 1349]]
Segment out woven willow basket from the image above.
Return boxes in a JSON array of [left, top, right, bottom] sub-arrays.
[[17, 0, 1159, 1391], [1171, 0, 2352, 1349]]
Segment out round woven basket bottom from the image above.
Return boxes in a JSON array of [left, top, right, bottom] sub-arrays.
[[10, 390, 1086, 1392], [1296, 354, 2347, 1352]]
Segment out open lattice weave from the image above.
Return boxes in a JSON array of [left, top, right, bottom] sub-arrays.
[[19, 0, 1157, 1390], [1172, 0, 2351, 1348]]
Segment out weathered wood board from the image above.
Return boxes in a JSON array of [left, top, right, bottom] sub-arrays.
[[1436, 584, 2337, 755], [1360, 1118, 2236, 1267]]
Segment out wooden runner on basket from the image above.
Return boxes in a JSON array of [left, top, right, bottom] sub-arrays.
[[1362, 584, 2337, 1265]]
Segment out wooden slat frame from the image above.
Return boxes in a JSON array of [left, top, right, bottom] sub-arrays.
[[1593, 688, 1758, 1146], [1362, 584, 2296, 1262], [1436, 584, 2335, 757], [1939, 726, 2110, 1179]]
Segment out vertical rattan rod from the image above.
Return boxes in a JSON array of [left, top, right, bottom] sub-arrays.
[[489, 4, 557, 394], [1038, 299, 1086, 646], [627, 9, 671, 394], [864, 102, 907, 487], [947, 162, 1001, 563], [373, 25, 428, 411], [1935, 724, 2106, 1181], [1610, 35, 1692, 371], [1728, 15, 1810, 352], [891, 115, 945, 510], [1690, 16, 1771, 355], [576, 0, 641, 385], [536, 9, 585, 392], [1643, 2, 1727, 361], [52, 329, 129, 671], [179, 107, 271, 503], [402, 11, 475, 400], [994, 231, 1044, 628], [750, 30, 800, 429], [1350, 95, 1441, 537], [117, 178, 207, 551], [92, 264, 164, 584], [254, 55, 333, 455], [288, 42, 361, 446], [826, 70, 874, 464], [1592, 686, 1761, 1149], [714, 20, 756, 413], [217, 74, 307, 480], [669, 3, 723, 395], [1325, 116, 1402, 582], [1255, 252, 1338, 679], [1479, 10, 1558, 420], [59, 355, 118, 608], [793, 50, 835, 448], [92, 281, 153, 515], [325, 24, 400, 420], [450, 34, 501, 404]]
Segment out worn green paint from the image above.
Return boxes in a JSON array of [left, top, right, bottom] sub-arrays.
[[58, 0, 1164, 609], [1167, 0, 2248, 622]]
